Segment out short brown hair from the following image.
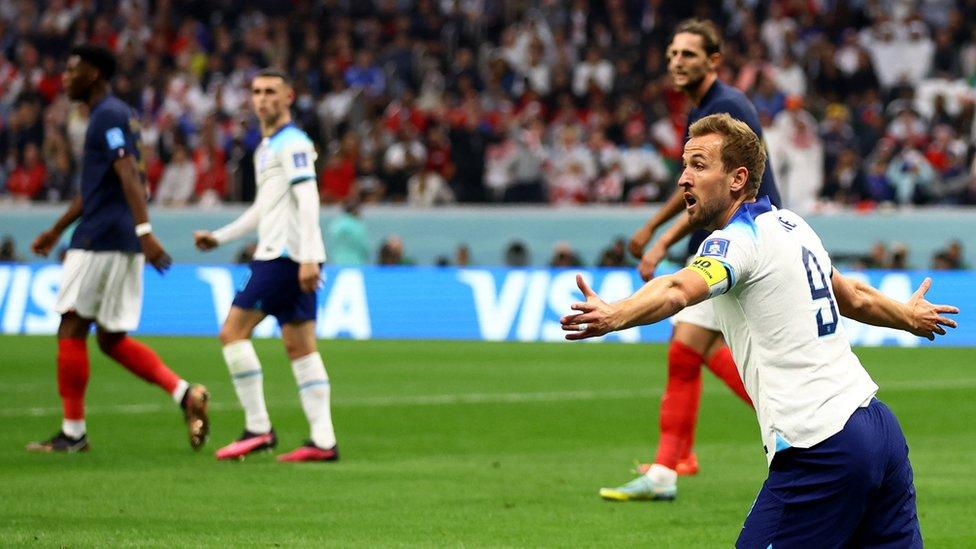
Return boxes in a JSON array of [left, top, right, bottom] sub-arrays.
[[688, 113, 766, 198], [672, 19, 722, 56], [254, 68, 291, 86]]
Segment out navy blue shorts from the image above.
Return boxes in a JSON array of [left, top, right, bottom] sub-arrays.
[[232, 258, 317, 325], [737, 399, 921, 548]]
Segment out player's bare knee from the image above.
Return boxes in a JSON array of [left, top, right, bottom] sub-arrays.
[[95, 330, 124, 354]]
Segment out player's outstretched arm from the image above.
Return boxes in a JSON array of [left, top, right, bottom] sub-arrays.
[[197, 203, 261, 251], [628, 188, 687, 259], [831, 271, 959, 341], [31, 195, 83, 256], [561, 269, 709, 340], [115, 155, 172, 273]]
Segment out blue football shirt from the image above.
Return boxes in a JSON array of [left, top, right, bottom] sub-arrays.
[[70, 95, 143, 252], [684, 80, 782, 256]]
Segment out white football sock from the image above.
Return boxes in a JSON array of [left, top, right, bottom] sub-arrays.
[[291, 352, 336, 449], [222, 340, 271, 434], [62, 419, 86, 439], [171, 379, 189, 404], [646, 463, 678, 486]]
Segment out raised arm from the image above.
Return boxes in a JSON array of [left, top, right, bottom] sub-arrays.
[[115, 154, 172, 273], [636, 213, 696, 281], [561, 269, 709, 340], [831, 270, 958, 341]]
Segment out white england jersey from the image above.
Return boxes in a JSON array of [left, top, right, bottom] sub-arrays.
[[687, 196, 878, 465], [252, 123, 326, 263]]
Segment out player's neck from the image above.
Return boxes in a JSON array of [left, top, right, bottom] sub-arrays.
[[261, 116, 293, 138], [714, 196, 753, 230], [686, 73, 718, 107], [83, 83, 109, 109]]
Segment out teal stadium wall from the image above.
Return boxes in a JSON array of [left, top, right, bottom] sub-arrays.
[[1, 205, 973, 268]]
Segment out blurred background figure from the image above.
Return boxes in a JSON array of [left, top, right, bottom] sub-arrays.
[[326, 199, 370, 266]]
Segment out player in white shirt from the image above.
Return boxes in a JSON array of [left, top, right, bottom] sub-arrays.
[[562, 113, 957, 546], [194, 69, 338, 463]]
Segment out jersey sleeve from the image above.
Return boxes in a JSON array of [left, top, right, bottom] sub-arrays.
[[684, 228, 759, 299], [95, 107, 139, 162], [277, 133, 318, 185]]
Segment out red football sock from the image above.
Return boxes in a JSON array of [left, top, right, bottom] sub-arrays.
[[104, 337, 181, 394], [57, 338, 90, 420], [654, 340, 703, 470], [705, 345, 753, 408]]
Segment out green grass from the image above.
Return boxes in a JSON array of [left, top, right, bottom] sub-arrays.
[[0, 337, 974, 547]]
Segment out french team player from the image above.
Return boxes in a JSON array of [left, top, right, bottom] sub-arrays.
[[27, 45, 209, 453], [194, 69, 339, 462], [562, 113, 957, 546]]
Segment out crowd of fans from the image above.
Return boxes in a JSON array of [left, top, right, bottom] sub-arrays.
[[1, 0, 976, 211]]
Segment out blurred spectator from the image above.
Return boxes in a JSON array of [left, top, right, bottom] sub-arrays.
[[890, 242, 910, 270], [326, 199, 370, 266], [767, 97, 823, 214], [7, 143, 47, 200], [0, 235, 20, 261], [455, 244, 471, 267], [383, 125, 426, 201], [885, 148, 937, 205], [931, 239, 966, 270], [0, 0, 975, 212], [866, 242, 891, 269], [155, 143, 197, 206], [377, 235, 410, 265], [822, 148, 868, 205], [407, 168, 455, 206], [549, 242, 583, 268], [596, 237, 629, 267], [504, 240, 530, 267], [546, 124, 594, 204], [321, 132, 359, 204]]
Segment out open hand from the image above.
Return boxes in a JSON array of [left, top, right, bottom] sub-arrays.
[[906, 277, 958, 340], [561, 274, 617, 340]]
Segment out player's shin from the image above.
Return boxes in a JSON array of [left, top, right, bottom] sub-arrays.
[[654, 340, 703, 470], [57, 338, 90, 437], [705, 345, 752, 407], [291, 352, 336, 449], [104, 336, 182, 396], [223, 340, 272, 434]]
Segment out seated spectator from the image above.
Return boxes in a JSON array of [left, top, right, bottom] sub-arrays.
[[155, 143, 197, 206], [377, 235, 409, 266], [546, 124, 594, 204], [7, 143, 47, 201], [504, 240, 530, 267], [549, 242, 583, 268], [596, 237, 629, 267], [44, 147, 74, 201], [0, 235, 20, 262]]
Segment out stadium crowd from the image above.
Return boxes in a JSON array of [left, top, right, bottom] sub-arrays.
[[1, 0, 976, 210]]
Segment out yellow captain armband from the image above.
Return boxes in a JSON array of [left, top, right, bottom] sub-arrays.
[[687, 256, 732, 297]]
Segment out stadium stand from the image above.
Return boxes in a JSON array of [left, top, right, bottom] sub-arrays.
[[0, 0, 975, 211]]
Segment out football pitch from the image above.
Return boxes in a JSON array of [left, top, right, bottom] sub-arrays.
[[1, 337, 974, 547]]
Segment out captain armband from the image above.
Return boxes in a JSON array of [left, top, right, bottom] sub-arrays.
[[686, 256, 733, 298]]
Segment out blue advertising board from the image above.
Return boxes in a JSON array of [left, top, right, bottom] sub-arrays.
[[0, 264, 970, 347]]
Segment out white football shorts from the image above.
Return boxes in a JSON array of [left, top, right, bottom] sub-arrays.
[[670, 297, 721, 331], [55, 250, 144, 332]]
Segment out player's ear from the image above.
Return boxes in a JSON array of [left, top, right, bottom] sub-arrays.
[[708, 52, 722, 70], [729, 167, 748, 193]]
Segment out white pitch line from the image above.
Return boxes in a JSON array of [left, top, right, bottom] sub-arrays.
[[1, 379, 974, 419]]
